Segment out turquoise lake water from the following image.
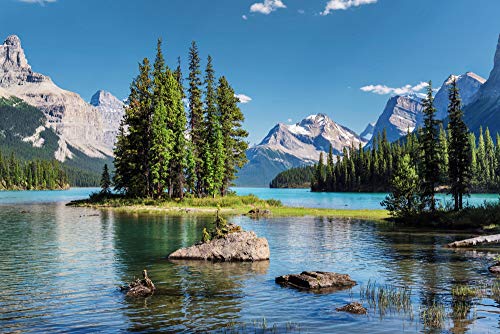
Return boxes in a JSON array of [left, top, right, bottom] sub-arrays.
[[0, 188, 499, 333]]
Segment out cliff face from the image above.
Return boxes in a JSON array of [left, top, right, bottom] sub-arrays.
[[90, 90, 125, 146], [368, 95, 424, 145], [0, 35, 121, 161], [464, 34, 500, 136]]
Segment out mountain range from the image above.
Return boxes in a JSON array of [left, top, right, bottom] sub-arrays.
[[0, 35, 124, 184], [237, 34, 500, 186], [0, 33, 499, 188]]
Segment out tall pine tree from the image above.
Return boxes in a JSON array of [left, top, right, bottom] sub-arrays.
[[448, 79, 471, 211]]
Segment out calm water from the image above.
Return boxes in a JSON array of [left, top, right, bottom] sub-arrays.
[[1, 189, 500, 333]]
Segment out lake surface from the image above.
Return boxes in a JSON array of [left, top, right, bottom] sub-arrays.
[[1, 189, 500, 333]]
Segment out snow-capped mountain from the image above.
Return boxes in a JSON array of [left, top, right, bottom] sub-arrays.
[[236, 114, 366, 186], [434, 72, 485, 120]]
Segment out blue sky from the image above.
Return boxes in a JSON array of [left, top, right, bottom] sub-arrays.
[[1, 0, 499, 144]]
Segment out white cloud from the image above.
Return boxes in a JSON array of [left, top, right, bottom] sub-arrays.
[[250, 0, 286, 15], [287, 118, 293, 123], [298, 9, 305, 14], [360, 82, 430, 97], [321, 0, 377, 16], [242, 15, 248, 20], [235, 94, 252, 104], [18, 0, 56, 4]]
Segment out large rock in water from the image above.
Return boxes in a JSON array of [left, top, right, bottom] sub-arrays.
[[276, 271, 356, 291], [168, 231, 270, 262]]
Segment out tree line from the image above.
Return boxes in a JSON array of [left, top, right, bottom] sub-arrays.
[[311, 80, 498, 213], [0, 149, 68, 190], [113, 40, 248, 199]]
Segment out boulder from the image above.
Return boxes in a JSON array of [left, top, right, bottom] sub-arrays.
[[168, 230, 270, 262], [489, 263, 500, 274], [276, 271, 356, 291], [120, 270, 156, 298], [336, 302, 367, 315]]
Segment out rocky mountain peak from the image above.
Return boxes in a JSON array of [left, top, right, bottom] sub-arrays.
[[479, 34, 500, 98], [90, 90, 124, 110], [0, 34, 46, 87], [4, 35, 22, 47], [434, 71, 485, 119]]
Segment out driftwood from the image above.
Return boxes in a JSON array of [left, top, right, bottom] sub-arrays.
[[446, 234, 500, 248], [120, 270, 156, 297]]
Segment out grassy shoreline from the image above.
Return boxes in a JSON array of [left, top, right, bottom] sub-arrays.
[[67, 194, 389, 220]]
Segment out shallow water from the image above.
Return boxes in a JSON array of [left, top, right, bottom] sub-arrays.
[[0, 189, 499, 333]]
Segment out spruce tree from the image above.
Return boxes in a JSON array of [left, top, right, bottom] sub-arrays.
[[447, 79, 471, 211], [166, 70, 188, 199], [381, 154, 421, 218], [150, 39, 172, 198], [100, 164, 111, 195], [420, 81, 440, 211], [188, 41, 204, 195], [217, 76, 249, 195], [201, 55, 221, 196]]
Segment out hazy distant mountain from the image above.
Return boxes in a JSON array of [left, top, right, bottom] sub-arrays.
[[464, 34, 500, 136], [236, 114, 366, 186], [0, 35, 123, 162], [434, 72, 485, 120], [90, 90, 125, 146], [360, 122, 375, 141]]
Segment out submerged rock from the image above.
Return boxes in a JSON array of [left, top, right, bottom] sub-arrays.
[[168, 230, 270, 262], [336, 302, 367, 315], [276, 271, 356, 291], [247, 208, 271, 218], [120, 270, 156, 297], [489, 263, 500, 274]]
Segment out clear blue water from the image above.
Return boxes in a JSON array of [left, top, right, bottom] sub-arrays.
[[233, 187, 499, 210], [0, 187, 497, 210], [0, 188, 499, 333]]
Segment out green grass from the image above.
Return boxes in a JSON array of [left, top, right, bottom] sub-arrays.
[[68, 193, 390, 220]]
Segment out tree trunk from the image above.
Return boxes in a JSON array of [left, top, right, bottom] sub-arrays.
[[446, 234, 500, 248]]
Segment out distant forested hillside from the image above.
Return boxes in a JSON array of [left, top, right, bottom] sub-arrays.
[[0, 97, 109, 187], [269, 165, 314, 188]]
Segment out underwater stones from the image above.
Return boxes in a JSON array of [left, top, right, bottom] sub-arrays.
[[276, 271, 356, 291], [488, 263, 500, 274], [168, 230, 270, 262], [336, 302, 367, 315]]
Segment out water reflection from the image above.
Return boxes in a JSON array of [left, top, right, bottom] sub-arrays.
[[1, 203, 500, 332]]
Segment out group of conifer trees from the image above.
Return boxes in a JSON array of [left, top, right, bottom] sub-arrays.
[[312, 80, 498, 212], [113, 40, 248, 199], [0, 150, 68, 190]]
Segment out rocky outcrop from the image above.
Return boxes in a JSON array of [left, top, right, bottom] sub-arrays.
[[168, 230, 270, 262], [276, 271, 356, 291], [336, 302, 367, 315], [236, 114, 367, 186], [0, 35, 122, 161]]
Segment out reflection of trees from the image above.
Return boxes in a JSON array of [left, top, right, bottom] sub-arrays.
[[372, 224, 490, 332], [110, 212, 269, 332]]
